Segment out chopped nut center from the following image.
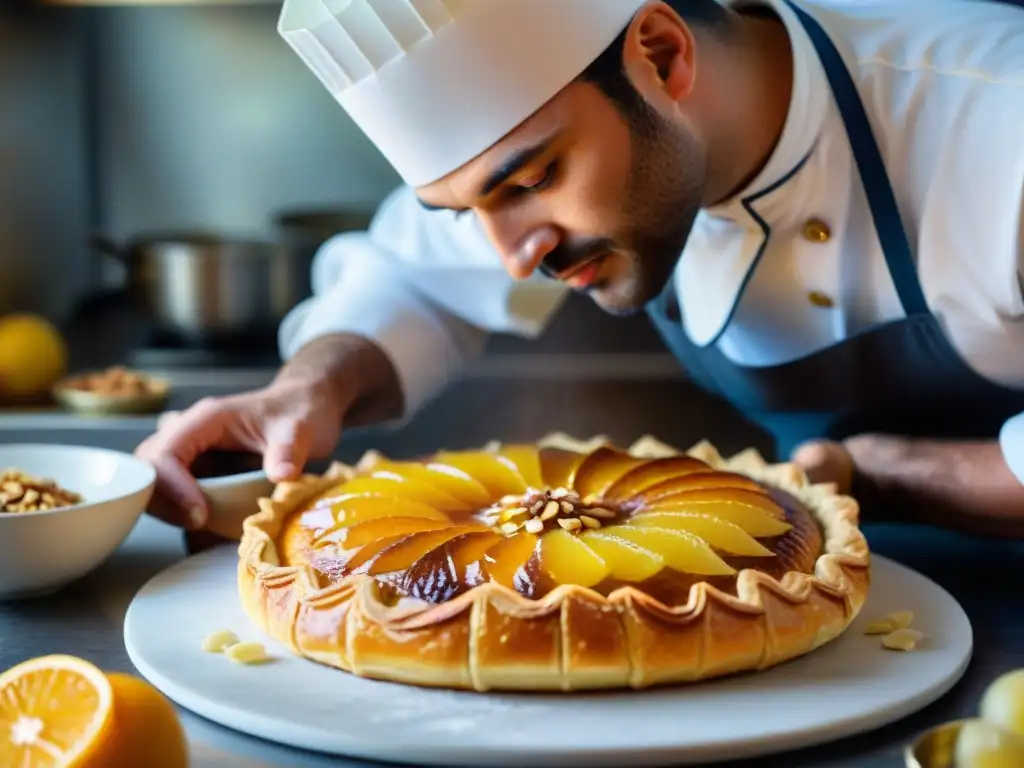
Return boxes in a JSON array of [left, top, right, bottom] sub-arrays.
[[482, 487, 622, 536]]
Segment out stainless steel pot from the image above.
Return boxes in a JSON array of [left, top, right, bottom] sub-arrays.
[[91, 232, 313, 338]]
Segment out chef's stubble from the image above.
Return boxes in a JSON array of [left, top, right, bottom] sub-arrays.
[[598, 94, 707, 315]]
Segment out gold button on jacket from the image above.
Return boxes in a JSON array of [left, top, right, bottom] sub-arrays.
[[803, 219, 831, 242], [808, 290, 835, 308]]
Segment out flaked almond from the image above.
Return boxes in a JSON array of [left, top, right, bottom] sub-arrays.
[[202, 630, 240, 653], [864, 621, 895, 635], [225, 641, 272, 665], [551, 488, 569, 500], [885, 610, 914, 630], [524, 519, 544, 535], [560, 501, 574, 515], [587, 508, 617, 520], [541, 501, 560, 521], [882, 628, 924, 651], [558, 518, 583, 532], [864, 609, 915, 636], [500, 522, 521, 536], [579, 515, 602, 530]]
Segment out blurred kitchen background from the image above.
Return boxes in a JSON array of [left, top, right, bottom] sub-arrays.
[[0, 0, 770, 461]]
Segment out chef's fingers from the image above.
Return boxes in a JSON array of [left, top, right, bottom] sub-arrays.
[[135, 399, 239, 529], [144, 456, 209, 531], [261, 417, 312, 483], [135, 428, 208, 530], [156, 410, 182, 431], [791, 440, 854, 493]]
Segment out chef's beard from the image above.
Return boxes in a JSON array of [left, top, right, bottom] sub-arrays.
[[542, 108, 706, 315]]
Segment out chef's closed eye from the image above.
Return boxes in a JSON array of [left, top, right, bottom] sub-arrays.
[[514, 161, 558, 193]]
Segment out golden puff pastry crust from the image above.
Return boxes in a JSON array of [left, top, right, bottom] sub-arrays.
[[237, 433, 870, 692]]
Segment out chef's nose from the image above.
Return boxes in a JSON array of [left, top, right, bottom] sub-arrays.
[[502, 226, 559, 280]]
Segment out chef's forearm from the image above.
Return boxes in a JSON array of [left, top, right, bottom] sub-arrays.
[[273, 333, 405, 427], [851, 437, 1024, 538]]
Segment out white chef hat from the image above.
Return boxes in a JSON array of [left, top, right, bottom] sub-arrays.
[[279, 0, 647, 188]]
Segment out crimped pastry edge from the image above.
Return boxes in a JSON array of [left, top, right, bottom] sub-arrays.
[[237, 433, 871, 691]]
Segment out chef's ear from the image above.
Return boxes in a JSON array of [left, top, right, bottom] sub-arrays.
[[621, 1, 698, 107]]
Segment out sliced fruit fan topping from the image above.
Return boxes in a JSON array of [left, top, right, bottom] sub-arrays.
[[298, 444, 795, 604]]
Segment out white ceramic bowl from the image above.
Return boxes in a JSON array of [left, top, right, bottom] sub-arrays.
[[198, 470, 275, 541], [0, 444, 156, 600]]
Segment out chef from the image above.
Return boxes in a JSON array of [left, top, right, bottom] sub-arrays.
[[136, 0, 1024, 537]]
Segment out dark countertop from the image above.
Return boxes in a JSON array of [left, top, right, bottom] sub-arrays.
[[1, 293, 1022, 766], [2, 374, 1023, 767]]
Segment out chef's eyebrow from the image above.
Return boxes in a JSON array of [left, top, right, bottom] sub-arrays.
[[478, 138, 554, 197], [415, 134, 557, 213]]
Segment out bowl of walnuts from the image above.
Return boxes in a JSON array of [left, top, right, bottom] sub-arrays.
[[0, 444, 156, 600], [53, 366, 170, 415]]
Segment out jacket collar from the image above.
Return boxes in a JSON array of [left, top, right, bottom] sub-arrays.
[[707, 0, 831, 222], [673, 0, 834, 346]]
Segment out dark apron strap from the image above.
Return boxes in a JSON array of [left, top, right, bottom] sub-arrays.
[[783, 0, 929, 318]]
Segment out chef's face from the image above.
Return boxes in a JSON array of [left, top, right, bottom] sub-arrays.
[[415, 10, 706, 314]]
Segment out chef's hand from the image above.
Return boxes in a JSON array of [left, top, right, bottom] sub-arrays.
[[134, 334, 403, 531], [792, 436, 1024, 537]]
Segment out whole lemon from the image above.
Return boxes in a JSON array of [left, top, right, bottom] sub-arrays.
[[81, 672, 190, 768], [954, 719, 1024, 768], [0, 313, 68, 400], [0, 655, 188, 768], [980, 668, 1024, 737]]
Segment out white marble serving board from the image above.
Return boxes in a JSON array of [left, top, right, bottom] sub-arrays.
[[124, 546, 972, 767]]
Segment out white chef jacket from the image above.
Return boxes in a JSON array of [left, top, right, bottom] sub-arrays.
[[279, 0, 1024, 480]]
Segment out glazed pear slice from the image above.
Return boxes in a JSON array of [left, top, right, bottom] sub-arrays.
[[642, 489, 792, 536], [539, 448, 589, 491], [602, 457, 713, 502], [339, 476, 470, 513], [482, 533, 538, 590], [431, 451, 528, 497], [537, 529, 610, 587], [637, 472, 766, 504], [632, 506, 790, 539], [361, 524, 489, 576], [400, 530, 504, 602], [315, 516, 451, 550], [608, 525, 736, 576], [336, 533, 411, 576], [492, 444, 545, 490], [628, 512, 774, 556], [320, 494, 450, 528], [370, 460, 491, 507], [577, 530, 665, 582], [571, 446, 648, 501]]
